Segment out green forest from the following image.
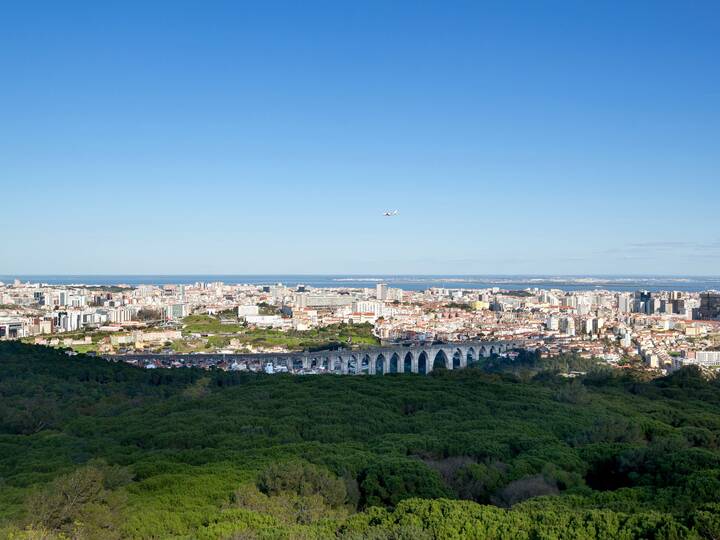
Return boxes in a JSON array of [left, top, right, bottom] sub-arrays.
[[1, 342, 720, 539], [180, 318, 380, 352]]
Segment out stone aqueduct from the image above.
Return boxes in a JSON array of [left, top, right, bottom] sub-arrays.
[[280, 340, 525, 375]]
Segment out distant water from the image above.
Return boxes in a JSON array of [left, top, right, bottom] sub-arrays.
[[2, 275, 720, 293]]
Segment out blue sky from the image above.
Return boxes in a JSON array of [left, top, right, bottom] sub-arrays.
[[1, 1, 718, 275]]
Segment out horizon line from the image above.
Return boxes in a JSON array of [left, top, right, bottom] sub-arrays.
[[2, 273, 720, 279]]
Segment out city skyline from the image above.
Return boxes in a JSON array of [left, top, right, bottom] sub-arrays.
[[3, 276, 720, 369], [2, 1, 719, 275]]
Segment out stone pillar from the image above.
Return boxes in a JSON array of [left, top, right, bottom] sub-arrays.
[[369, 358, 376, 375], [444, 349, 454, 370]]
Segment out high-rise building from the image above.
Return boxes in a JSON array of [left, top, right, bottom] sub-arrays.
[[618, 294, 632, 313], [634, 290, 652, 302], [546, 316, 559, 331], [559, 316, 575, 336], [698, 292, 720, 320], [376, 283, 388, 301], [648, 298, 662, 314], [633, 290, 651, 313], [387, 288, 404, 302]]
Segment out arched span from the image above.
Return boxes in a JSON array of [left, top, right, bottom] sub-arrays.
[[433, 349, 449, 370], [332, 356, 342, 372], [390, 352, 400, 373], [361, 354, 371, 375], [418, 351, 428, 375], [348, 355, 358, 375], [453, 348, 462, 369], [278, 340, 523, 375], [376, 353, 386, 375], [404, 351, 414, 373]]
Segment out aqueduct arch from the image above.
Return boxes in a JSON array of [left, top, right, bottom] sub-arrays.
[[417, 351, 428, 374], [262, 339, 522, 376], [433, 349, 449, 370], [390, 352, 400, 373]]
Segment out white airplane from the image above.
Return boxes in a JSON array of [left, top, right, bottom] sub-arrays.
[[383, 210, 399, 217]]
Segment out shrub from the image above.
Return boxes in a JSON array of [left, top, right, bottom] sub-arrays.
[[256, 461, 347, 508], [359, 459, 451, 508]]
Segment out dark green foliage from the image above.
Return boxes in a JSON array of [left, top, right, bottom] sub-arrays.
[[2, 341, 720, 538], [135, 308, 163, 321], [257, 461, 347, 508], [256, 302, 280, 316], [446, 302, 473, 311], [449, 461, 506, 503], [491, 474, 559, 507], [358, 459, 451, 508], [555, 379, 592, 404]]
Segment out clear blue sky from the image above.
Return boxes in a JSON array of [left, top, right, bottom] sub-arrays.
[[1, 1, 718, 275]]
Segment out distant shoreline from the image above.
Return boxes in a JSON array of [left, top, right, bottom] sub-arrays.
[[2, 274, 719, 293]]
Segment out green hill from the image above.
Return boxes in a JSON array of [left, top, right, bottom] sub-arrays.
[[1, 341, 719, 539]]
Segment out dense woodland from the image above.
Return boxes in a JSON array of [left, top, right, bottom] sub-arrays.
[[1, 342, 720, 539]]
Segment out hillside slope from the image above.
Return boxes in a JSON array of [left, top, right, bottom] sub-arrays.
[[1, 342, 719, 539]]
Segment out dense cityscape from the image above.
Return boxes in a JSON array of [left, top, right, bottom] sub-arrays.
[[2, 277, 719, 375]]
